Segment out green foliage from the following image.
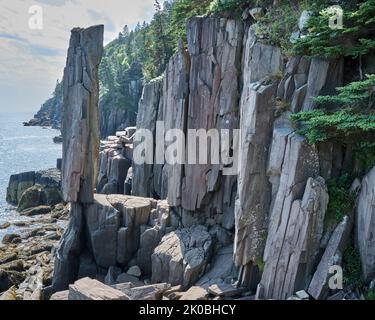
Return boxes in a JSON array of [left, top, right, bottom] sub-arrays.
[[291, 108, 375, 143], [255, 1, 307, 54], [324, 174, 356, 230], [291, 75, 375, 144], [167, 0, 212, 51], [343, 245, 364, 288], [314, 74, 375, 109], [367, 288, 375, 300], [293, 0, 375, 58], [209, 0, 253, 18]]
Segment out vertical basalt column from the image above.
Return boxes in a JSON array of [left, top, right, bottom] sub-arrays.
[[52, 25, 104, 292], [61, 25, 103, 204]]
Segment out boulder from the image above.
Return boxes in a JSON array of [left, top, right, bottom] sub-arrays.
[[196, 245, 234, 289], [127, 265, 141, 278], [50, 290, 69, 300], [20, 205, 51, 217], [6, 171, 35, 205], [179, 286, 208, 300], [68, 277, 129, 300], [151, 226, 213, 288], [356, 166, 375, 282], [17, 185, 46, 212], [2, 234, 21, 245], [0, 222, 10, 229], [113, 283, 170, 300], [85, 194, 120, 268]]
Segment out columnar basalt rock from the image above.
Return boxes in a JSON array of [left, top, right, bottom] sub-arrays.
[[52, 25, 104, 291], [234, 25, 283, 284], [159, 43, 190, 207], [132, 79, 163, 198], [181, 18, 243, 215], [260, 177, 328, 300], [356, 166, 375, 282], [308, 215, 352, 299], [61, 25, 103, 204]]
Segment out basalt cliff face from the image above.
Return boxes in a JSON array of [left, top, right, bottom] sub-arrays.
[[35, 17, 375, 301]]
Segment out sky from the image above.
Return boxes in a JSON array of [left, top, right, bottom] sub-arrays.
[[0, 0, 155, 113]]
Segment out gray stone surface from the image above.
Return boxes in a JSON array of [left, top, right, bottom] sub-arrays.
[[356, 166, 375, 282], [260, 177, 328, 299], [308, 216, 352, 299], [151, 225, 213, 288], [61, 25, 103, 203]]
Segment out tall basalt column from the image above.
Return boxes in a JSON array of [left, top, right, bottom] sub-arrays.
[[61, 25, 103, 203], [234, 25, 283, 287], [52, 25, 104, 292]]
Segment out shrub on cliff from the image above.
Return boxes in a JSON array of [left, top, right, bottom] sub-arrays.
[[291, 74, 375, 143], [293, 0, 375, 58]]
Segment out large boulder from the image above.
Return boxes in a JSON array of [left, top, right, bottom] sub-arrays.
[[85, 194, 120, 268], [151, 225, 213, 288], [17, 185, 46, 212], [356, 166, 375, 282], [6, 171, 35, 205]]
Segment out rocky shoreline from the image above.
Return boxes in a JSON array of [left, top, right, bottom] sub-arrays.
[[0, 203, 68, 300]]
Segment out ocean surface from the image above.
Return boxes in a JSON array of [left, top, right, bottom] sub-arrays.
[[0, 112, 62, 241]]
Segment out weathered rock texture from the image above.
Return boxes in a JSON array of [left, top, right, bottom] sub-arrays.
[[97, 129, 133, 195], [61, 25, 103, 203], [234, 25, 283, 282], [132, 79, 163, 198], [6, 169, 62, 207], [260, 177, 328, 299], [308, 215, 352, 299], [356, 166, 375, 282], [50, 16, 374, 301], [52, 25, 104, 292], [151, 225, 213, 288]]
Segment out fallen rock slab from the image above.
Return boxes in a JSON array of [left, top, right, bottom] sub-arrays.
[[308, 215, 352, 299], [50, 290, 69, 300], [113, 283, 170, 300], [208, 283, 247, 297], [68, 277, 129, 300], [179, 286, 208, 300]]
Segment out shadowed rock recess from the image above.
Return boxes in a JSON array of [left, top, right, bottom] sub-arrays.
[[12, 15, 371, 301]]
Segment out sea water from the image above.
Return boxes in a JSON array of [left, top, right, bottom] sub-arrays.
[[0, 112, 62, 241]]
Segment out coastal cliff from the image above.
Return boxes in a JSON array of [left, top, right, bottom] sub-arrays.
[[3, 0, 375, 301]]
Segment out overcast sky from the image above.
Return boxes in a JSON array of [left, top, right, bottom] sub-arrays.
[[0, 0, 155, 113]]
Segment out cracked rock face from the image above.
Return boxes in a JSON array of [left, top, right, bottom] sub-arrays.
[[260, 176, 328, 299], [234, 26, 283, 270], [61, 25, 103, 204], [151, 226, 213, 288], [356, 166, 375, 282]]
